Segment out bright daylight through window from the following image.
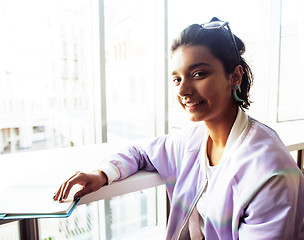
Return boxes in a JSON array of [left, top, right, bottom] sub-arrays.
[[0, 0, 166, 239], [1, 0, 304, 239]]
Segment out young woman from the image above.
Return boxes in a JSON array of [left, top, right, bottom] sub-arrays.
[[54, 18, 304, 239]]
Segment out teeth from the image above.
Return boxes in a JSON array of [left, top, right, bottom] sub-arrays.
[[185, 102, 200, 107]]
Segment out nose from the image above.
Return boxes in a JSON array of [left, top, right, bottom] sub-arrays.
[[177, 77, 193, 99]]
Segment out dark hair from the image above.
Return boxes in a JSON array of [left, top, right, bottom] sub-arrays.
[[170, 18, 253, 110]]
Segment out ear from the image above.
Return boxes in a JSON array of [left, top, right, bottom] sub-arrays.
[[231, 65, 243, 89]]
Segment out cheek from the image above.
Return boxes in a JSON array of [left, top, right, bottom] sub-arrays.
[[195, 81, 214, 97], [198, 78, 231, 100]]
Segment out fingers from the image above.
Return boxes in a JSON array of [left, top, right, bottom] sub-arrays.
[[53, 184, 64, 201], [53, 170, 108, 203], [53, 172, 76, 200], [73, 186, 93, 201], [54, 171, 87, 202]]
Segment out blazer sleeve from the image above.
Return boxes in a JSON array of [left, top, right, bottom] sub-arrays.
[[107, 129, 186, 181], [238, 172, 304, 240]]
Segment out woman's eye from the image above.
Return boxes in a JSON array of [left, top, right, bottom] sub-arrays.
[[172, 77, 181, 85], [193, 72, 206, 78]]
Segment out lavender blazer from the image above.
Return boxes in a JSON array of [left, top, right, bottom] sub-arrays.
[[109, 116, 304, 239]]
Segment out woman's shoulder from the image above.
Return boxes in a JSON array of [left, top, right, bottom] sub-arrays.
[[232, 116, 300, 180], [230, 117, 303, 207], [242, 116, 288, 154], [248, 116, 280, 137]]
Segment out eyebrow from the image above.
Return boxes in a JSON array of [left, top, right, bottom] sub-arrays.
[[171, 62, 212, 75]]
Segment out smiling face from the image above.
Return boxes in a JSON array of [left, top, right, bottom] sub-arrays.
[[171, 45, 237, 123]]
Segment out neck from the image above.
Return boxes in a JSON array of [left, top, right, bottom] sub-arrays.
[[205, 105, 238, 166], [206, 106, 238, 146]]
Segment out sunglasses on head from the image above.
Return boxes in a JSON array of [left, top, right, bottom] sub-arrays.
[[200, 20, 240, 64]]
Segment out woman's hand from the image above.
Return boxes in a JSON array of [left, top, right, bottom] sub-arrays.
[[53, 170, 108, 202]]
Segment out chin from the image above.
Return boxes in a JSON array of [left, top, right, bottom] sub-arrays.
[[187, 114, 204, 122], [190, 118, 203, 122]]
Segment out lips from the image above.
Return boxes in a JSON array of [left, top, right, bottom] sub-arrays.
[[182, 100, 205, 107]]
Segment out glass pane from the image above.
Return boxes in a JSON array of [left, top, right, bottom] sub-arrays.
[[0, 222, 19, 240], [278, 0, 304, 122], [110, 192, 148, 237], [109, 188, 157, 239], [0, 0, 97, 155], [105, 0, 165, 141], [104, 0, 166, 239], [39, 203, 100, 240], [167, 0, 259, 130], [0, 0, 99, 238]]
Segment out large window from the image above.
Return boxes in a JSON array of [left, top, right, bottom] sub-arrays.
[[104, 0, 167, 239], [105, 0, 166, 141], [0, 0, 97, 153], [0, 0, 99, 239], [1, 0, 304, 239], [0, 0, 166, 239]]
